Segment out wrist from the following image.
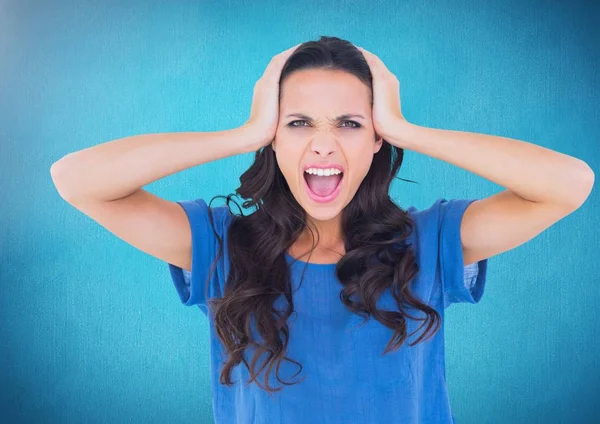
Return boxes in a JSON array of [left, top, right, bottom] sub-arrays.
[[238, 124, 273, 152], [381, 119, 417, 149]]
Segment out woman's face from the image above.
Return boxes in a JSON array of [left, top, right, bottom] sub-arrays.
[[272, 69, 382, 223]]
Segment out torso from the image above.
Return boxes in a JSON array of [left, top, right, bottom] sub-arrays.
[[287, 242, 345, 265]]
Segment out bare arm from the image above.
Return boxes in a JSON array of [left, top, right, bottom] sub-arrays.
[[49, 125, 267, 271], [50, 126, 264, 203], [49, 44, 297, 272]]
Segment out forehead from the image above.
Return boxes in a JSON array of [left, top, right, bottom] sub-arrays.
[[280, 69, 371, 111]]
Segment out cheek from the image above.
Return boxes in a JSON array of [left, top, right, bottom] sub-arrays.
[[351, 148, 375, 176], [275, 145, 301, 181]]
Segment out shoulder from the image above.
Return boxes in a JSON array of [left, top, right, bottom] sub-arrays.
[[178, 198, 235, 235], [406, 198, 478, 233], [403, 198, 479, 260]]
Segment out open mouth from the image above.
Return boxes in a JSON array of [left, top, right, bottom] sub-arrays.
[[303, 170, 345, 203]]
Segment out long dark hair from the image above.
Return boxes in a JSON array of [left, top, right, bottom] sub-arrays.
[[204, 36, 440, 394]]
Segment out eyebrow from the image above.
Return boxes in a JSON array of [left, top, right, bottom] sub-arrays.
[[284, 113, 366, 121]]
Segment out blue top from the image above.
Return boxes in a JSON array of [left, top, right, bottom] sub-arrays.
[[167, 198, 488, 424]]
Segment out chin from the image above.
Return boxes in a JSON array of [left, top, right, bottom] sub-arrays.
[[303, 206, 343, 222]]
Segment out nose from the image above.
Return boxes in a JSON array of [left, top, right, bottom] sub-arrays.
[[310, 131, 338, 157]]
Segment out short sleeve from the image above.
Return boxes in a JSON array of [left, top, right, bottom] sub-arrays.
[[463, 262, 480, 290], [167, 198, 232, 315], [438, 199, 488, 309]]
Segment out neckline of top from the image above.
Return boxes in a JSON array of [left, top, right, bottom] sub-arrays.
[[284, 252, 338, 267]]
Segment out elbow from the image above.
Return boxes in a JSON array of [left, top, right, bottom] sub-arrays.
[[567, 162, 595, 210], [50, 158, 79, 203]]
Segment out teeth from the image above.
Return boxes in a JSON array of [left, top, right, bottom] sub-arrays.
[[305, 168, 343, 176]]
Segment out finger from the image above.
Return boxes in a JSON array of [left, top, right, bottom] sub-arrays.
[[280, 43, 302, 56], [265, 44, 301, 77], [361, 50, 391, 76], [356, 46, 372, 56], [358, 47, 385, 68], [358, 47, 380, 74], [357, 47, 381, 70]]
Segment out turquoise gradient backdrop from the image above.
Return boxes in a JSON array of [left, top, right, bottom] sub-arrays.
[[1, 1, 598, 423]]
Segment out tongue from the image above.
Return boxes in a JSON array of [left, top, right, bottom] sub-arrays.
[[305, 173, 342, 197]]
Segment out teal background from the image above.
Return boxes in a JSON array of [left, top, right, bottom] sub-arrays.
[[1, 0, 598, 423]]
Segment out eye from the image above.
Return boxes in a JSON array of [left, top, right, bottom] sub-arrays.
[[340, 120, 361, 129], [287, 120, 362, 129], [288, 120, 310, 128]]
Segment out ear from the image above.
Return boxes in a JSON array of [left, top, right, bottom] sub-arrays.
[[374, 134, 383, 154]]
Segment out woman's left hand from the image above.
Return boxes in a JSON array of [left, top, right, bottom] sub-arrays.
[[357, 46, 407, 144]]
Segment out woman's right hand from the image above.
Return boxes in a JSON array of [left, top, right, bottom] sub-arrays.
[[243, 43, 301, 149]]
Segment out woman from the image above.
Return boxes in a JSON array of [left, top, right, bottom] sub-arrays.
[[50, 36, 594, 423]]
